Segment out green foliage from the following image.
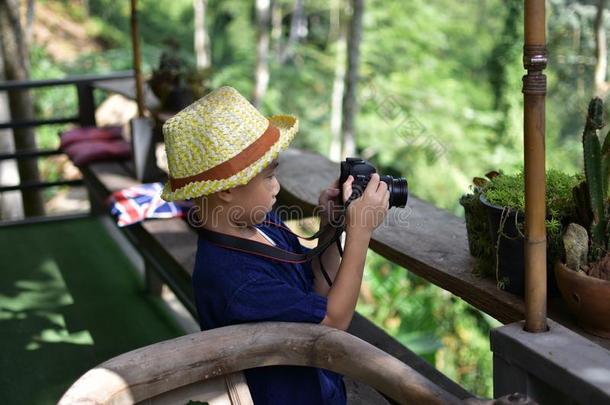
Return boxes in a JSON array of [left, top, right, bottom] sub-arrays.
[[484, 169, 581, 219], [487, 1, 524, 143], [357, 250, 499, 397], [356, 0, 511, 214]]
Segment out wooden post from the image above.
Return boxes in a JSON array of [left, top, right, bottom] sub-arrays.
[[130, 0, 158, 182], [130, 0, 145, 118], [76, 83, 96, 127], [523, 0, 548, 333]]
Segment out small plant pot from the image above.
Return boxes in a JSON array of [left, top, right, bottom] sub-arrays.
[[480, 194, 559, 297], [460, 193, 496, 278], [554, 261, 610, 338], [163, 87, 195, 112], [459, 194, 486, 257]]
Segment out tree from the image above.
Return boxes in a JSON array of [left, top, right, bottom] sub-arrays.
[[0, 39, 24, 220], [0, 0, 44, 217], [194, 0, 211, 69], [253, 0, 270, 108], [279, 0, 304, 64], [340, 0, 363, 160], [271, 0, 283, 61], [594, 0, 608, 98], [329, 0, 346, 162], [486, 1, 523, 145]]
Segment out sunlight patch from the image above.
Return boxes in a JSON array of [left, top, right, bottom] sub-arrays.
[[0, 258, 95, 350], [26, 329, 94, 351]]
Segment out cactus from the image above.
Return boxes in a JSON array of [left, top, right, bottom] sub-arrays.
[[576, 97, 607, 262]]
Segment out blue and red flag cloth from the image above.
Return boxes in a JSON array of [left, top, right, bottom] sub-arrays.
[[108, 182, 194, 227]]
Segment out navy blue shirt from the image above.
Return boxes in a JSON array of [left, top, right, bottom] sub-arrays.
[[193, 211, 347, 405]]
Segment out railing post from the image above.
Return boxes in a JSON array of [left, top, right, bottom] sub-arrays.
[[523, 0, 548, 333], [76, 82, 96, 127]]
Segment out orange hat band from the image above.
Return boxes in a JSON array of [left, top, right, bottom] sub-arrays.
[[169, 122, 280, 192]]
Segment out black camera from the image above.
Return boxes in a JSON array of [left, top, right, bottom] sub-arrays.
[[339, 157, 408, 208]]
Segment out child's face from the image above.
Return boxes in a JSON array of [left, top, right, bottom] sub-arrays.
[[225, 158, 280, 226]]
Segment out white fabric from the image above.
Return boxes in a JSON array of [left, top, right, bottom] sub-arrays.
[[256, 228, 277, 246]]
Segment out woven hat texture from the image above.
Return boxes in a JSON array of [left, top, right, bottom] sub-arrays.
[[161, 86, 298, 201]]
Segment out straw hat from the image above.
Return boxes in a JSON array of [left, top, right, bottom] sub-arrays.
[[161, 86, 298, 201]]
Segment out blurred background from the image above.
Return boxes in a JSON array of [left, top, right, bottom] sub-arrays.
[[1, 0, 608, 398]]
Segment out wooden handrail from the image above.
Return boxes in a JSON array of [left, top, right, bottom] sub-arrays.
[[0, 116, 78, 130], [58, 322, 530, 405], [0, 71, 134, 91]]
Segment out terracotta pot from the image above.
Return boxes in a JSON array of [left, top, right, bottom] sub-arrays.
[[554, 261, 610, 338]]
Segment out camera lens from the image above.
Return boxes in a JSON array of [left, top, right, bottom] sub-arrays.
[[380, 176, 408, 208]]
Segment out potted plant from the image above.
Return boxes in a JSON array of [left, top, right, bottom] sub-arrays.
[[148, 39, 213, 112], [478, 169, 580, 296], [459, 172, 499, 278], [555, 97, 610, 338]]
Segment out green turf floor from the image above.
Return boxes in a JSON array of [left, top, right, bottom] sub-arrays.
[[0, 217, 185, 404]]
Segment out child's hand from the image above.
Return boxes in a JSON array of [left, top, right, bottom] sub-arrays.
[[342, 173, 389, 234], [318, 178, 341, 227]]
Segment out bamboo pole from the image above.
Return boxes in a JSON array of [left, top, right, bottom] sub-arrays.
[[130, 0, 145, 118], [523, 0, 548, 333]]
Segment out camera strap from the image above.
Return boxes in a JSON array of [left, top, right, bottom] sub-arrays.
[[197, 220, 345, 287]]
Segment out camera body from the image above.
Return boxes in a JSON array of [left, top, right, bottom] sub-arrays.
[[339, 157, 408, 208]]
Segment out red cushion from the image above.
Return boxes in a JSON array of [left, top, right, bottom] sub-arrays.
[[63, 139, 132, 166], [60, 126, 123, 149]]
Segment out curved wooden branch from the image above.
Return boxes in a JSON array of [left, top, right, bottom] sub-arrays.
[[59, 322, 461, 405]]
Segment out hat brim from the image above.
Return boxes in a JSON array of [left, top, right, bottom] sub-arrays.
[[161, 115, 298, 201]]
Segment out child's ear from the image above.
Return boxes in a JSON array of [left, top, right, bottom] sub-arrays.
[[215, 189, 233, 204]]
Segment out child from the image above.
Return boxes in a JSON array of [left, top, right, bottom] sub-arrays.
[[161, 86, 390, 404]]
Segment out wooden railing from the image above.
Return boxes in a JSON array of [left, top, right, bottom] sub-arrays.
[[58, 322, 529, 405], [82, 74, 610, 349], [0, 71, 133, 200]]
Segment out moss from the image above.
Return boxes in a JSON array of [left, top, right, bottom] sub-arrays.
[[481, 169, 582, 278], [484, 169, 582, 218]]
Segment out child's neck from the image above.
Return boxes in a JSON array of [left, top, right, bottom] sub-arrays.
[[201, 218, 259, 239], [197, 200, 265, 239]]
